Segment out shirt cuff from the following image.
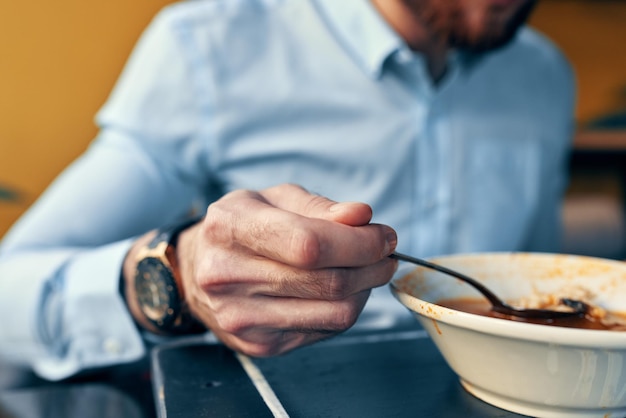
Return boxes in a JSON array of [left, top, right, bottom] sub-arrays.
[[33, 239, 146, 380]]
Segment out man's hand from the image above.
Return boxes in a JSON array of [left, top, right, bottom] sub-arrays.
[[178, 184, 398, 356]]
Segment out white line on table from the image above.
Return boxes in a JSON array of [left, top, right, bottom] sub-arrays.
[[236, 352, 290, 418]]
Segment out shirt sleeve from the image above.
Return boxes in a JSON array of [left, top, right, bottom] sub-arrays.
[[0, 7, 208, 380]]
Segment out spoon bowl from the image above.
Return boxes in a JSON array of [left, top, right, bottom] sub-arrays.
[[390, 252, 589, 320]]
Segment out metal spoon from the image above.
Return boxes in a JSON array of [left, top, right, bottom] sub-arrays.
[[390, 252, 589, 319]]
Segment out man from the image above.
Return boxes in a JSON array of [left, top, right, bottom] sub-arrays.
[[0, 0, 574, 380]]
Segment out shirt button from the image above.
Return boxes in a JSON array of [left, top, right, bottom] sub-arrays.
[[103, 338, 123, 355]]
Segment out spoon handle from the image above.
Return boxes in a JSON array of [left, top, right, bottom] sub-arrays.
[[389, 252, 503, 307], [390, 252, 588, 319]]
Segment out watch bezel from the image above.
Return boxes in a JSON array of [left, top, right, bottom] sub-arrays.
[[134, 256, 182, 329]]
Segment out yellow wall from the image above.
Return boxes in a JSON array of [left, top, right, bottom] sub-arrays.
[[530, 1, 626, 125], [0, 0, 174, 236], [2, 1, 626, 237]]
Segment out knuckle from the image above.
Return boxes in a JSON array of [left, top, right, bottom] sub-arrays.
[[204, 189, 256, 238], [289, 229, 322, 268], [323, 269, 350, 300], [235, 332, 295, 358], [265, 183, 306, 201], [202, 203, 231, 241], [240, 342, 281, 358], [194, 259, 233, 295], [328, 302, 360, 331], [280, 183, 307, 194], [303, 193, 332, 214], [341, 307, 360, 330], [214, 309, 251, 336]]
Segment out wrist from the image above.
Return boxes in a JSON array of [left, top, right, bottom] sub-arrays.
[[122, 217, 206, 336], [175, 222, 200, 304]]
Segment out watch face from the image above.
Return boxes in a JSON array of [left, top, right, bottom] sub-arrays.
[[135, 257, 181, 327]]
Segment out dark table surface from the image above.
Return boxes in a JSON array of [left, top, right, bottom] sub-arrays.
[[152, 327, 529, 418], [0, 356, 155, 418], [0, 324, 530, 418]]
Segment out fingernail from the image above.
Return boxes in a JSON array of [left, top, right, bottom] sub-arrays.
[[384, 231, 397, 256]]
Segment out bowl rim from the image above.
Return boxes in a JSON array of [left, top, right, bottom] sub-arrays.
[[390, 252, 626, 349]]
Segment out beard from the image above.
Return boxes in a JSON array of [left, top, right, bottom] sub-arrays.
[[414, 0, 538, 53]]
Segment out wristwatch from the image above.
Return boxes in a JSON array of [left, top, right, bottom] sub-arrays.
[[133, 217, 205, 335]]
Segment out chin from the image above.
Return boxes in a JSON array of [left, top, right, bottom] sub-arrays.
[[451, 0, 536, 53], [451, 28, 519, 53]]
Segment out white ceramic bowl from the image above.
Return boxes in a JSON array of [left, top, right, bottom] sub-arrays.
[[390, 252, 626, 418]]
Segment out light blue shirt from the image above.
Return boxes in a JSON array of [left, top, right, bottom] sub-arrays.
[[0, 0, 575, 380]]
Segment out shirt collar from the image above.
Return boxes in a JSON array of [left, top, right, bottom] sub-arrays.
[[313, 0, 403, 79], [314, 0, 488, 83]]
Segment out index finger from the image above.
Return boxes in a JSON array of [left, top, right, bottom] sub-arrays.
[[204, 190, 397, 269], [260, 183, 374, 227]]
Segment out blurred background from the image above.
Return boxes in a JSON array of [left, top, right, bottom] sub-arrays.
[[531, 0, 626, 260], [1, 0, 625, 258]]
